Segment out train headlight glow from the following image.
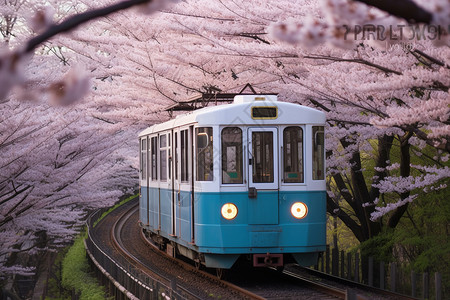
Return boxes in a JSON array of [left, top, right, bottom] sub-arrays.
[[221, 203, 238, 220], [291, 202, 308, 219]]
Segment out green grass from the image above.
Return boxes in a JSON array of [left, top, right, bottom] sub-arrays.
[[93, 194, 138, 227], [46, 194, 138, 300], [58, 232, 110, 300]]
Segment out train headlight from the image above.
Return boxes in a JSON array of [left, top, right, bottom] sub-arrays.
[[221, 203, 238, 220], [291, 202, 308, 219]]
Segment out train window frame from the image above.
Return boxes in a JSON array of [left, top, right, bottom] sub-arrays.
[[168, 133, 172, 180], [174, 132, 178, 180], [180, 129, 189, 182], [160, 134, 167, 181], [282, 126, 304, 184], [151, 136, 158, 181], [221, 127, 243, 185], [251, 130, 275, 184], [140, 138, 147, 180], [195, 127, 214, 182], [312, 126, 325, 180]]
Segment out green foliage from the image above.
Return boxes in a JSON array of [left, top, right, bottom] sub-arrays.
[[326, 215, 359, 251], [93, 194, 138, 227], [359, 230, 395, 263], [46, 196, 139, 300], [406, 189, 450, 288], [359, 187, 450, 294], [45, 248, 71, 300], [60, 232, 110, 300]]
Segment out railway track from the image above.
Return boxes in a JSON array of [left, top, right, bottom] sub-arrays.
[[89, 199, 413, 299], [103, 199, 256, 299], [287, 265, 417, 300], [111, 203, 202, 299]]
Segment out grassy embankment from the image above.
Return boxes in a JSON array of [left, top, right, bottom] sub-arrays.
[[46, 194, 138, 300]]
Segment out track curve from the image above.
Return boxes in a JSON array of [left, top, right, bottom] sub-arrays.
[[88, 198, 411, 299]]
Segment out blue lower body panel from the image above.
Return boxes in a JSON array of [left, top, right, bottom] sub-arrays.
[[139, 188, 326, 268]]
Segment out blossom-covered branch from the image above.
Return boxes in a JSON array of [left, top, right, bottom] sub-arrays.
[[269, 0, 449, 49], [1, 0, 179, 104], [25, 0, 153, 53]]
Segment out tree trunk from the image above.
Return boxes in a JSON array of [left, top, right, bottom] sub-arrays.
[[388, 132, 412, 228]]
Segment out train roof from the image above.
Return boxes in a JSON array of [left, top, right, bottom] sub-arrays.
[[139, 95, 325, 137]]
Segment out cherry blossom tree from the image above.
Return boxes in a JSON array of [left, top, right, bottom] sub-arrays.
[[131, 0, 447, 283], [73, 0, 448, 245], [0, 0, 448, 295], [0, 0, 177, 293], [264, 0, 449, 240]]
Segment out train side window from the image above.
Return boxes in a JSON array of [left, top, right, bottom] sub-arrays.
[[151, 137, 158, 181], [141, 138, 147, 180], [312, 126, 325, 180], [181, 129, 189, 182], [175, 132, 178, 180], [196, 127, 213, 181], [168, 133, 171, 180], [221, 127, 243, 184], [160, 134, 167, 181], [283, 127, 304, 183]]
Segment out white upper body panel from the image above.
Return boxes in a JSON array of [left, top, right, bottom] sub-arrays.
[[139, 95, 325, 137]]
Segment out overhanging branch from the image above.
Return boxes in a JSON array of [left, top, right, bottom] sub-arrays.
[[25, 0, 153, 53], [354, 0, 433, 24], [304, 55, 402, 75]]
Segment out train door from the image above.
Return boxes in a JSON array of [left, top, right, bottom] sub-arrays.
[[146, 136, 150, 226], [170, 130, 176, 237], [190, 125, 195, 243], [171, 129, 183, 238], [140, 137, 149, 225], [247, 127, 279, 225]]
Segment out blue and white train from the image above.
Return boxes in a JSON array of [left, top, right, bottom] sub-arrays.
[[138, 94, 326, 274]]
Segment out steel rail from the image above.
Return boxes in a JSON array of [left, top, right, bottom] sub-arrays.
[[110, 202, 201, 299], [108, 200, 365, 299], [139, 224, 266, 300], [85, 208, 142, 300], [293, 265, 418, 300], [282, 269, 347, 299]]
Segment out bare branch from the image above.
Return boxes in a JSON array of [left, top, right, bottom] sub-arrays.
[[412, 49, 448, 68], [304, 54, 403, 75], [233, 32, 270, 44], [354, 0, 433, 24]]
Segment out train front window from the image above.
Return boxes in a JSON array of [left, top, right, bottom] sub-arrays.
[[312, 126, 325, 180], [221, 127, 243, 184], [252, 131, 274, 183], [196, 127, 213, 181], [283, 127, 304, 183]]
